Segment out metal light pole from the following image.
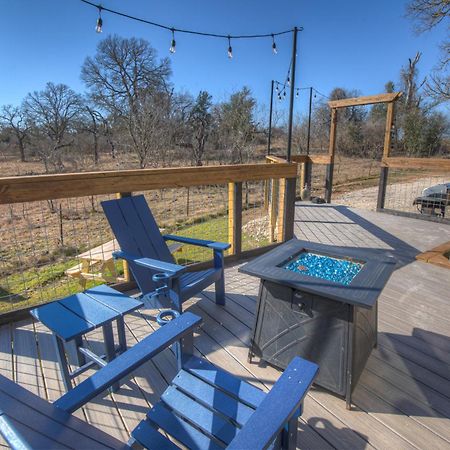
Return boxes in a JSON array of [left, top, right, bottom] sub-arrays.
[[305, 86, 313, 187], [267, 80, 274, 155], [286, 26, 298, 162]]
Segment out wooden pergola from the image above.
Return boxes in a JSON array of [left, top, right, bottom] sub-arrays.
[[325, 92, 402, 203]]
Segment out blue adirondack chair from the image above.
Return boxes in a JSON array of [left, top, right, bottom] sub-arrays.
[[0, 312, 318, 450], [101, 195, 230, 312]]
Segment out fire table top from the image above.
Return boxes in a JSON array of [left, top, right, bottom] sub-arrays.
[[239, 239, 396, 309]]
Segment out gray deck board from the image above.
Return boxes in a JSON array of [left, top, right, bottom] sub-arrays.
[[0, 203, 449, 449]]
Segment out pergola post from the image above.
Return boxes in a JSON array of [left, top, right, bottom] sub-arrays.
[[326, 92, 402, 206], [377, 102, 395, 210], [325, 108, 337, 203]]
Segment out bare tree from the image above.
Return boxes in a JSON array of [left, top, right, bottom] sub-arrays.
[[0, 105, 30, 162], [406, 0, 450, 32], [406, 0, 450, 102], [23, 83, 82, 172], [82, 104, 103, 165], [81, 35, 172, 168], [401, 52, 425, 109]]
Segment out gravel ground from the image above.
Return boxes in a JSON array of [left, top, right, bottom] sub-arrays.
[[334, 175, 449, 213]]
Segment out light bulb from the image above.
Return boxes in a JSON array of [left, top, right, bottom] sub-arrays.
[[169, 30, 176, 54], [227, 36, 232, 59], [296, 90, 299, 98], [95, 7, 103, 33], [95, 17, 103, 33], [287, 77, 290, 86], [272, 35, 277, 54]]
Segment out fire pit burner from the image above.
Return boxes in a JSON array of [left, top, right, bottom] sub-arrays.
[[282, 251, 364, 286]]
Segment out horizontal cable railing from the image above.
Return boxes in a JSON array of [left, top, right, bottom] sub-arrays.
[[0, 162, 297, 318]]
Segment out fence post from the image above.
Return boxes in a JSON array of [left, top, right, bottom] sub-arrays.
[[116, 192, 132, 282], [325, 108, 337, 203], [299, 163, 305, 198], [377, 102, 395, 210], [263, 179, 270, 211], [269, 179, 279, 242], [228, 182, 242, 256], [377, 167, 389, 210], [277, 177, 297, 242]]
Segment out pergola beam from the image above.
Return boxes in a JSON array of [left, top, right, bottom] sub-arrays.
[[328, 92, 402, 109]]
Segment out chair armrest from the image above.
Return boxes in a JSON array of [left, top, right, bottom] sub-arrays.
[[163, 235, 231, 251], [228, 357, 318, 450], [112, 250, 186, 276], [54, 313, 202, 414]]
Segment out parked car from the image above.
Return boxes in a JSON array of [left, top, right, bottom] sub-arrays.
[[413, 182, 450, 217]]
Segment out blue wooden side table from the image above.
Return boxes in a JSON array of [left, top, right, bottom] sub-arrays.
[[30, 284, 143, 391]]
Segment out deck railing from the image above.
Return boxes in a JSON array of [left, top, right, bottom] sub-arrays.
[[0, 162, 297, 320]]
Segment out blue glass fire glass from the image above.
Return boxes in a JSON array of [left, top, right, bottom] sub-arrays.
[[283, 251, 363, 286]]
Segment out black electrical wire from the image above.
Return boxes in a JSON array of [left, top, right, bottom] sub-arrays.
[[80, 0, 302, 39]]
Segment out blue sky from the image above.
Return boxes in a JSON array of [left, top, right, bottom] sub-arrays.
[[0, 0, 447, 116]]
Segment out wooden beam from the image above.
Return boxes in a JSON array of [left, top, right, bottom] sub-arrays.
[[265, 155, 287, 164], [290, 154, 332, 165], [116, 192, 132, 282], [381, 157, 450, 171], [383, 102, 395, 159], [269, 179, 279, 243], [277, 178, 296, 242], [328, 108, 337, 160], [0, 163, 297, 205], [290, 155, 309, 164], [228, 182, 242, 256], [328, 92, 402, 109], [309, 154, 332, 165]]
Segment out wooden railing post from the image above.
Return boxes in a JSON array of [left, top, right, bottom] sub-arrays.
[[377, 102, 394, 210], [116, 192, 132, 282], [299, 163, 305, 198], [263, 179, 270, 211], [228, 182, 242, 256], [269, 179, 279, 242], [277, 177, 297, 242]]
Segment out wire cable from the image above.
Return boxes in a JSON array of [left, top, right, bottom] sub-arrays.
[[80, 0, 302, 39]]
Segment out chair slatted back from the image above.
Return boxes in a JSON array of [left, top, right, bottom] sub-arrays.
[[102, 195, 174, 295]]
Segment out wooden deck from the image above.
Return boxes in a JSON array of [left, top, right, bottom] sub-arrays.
[[1, 203, 450, 449]]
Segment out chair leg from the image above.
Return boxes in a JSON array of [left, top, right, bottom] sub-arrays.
[[215, 276, 225, 305], [281, 416, 298, 450], [53, 334, 72, 392], [213, 249, 225, 306]]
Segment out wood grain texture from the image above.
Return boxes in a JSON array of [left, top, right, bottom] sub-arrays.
[[328, 92, 402, 108], [381, 156, 450, 170], [0, 163, 297, 204]]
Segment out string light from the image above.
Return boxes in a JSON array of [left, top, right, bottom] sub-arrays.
[[80, 0, 303, 55], [169, 28, 176, 54], [227, 36, 233, 59], [287, 76, 290, 86], [95, 6, 103, 33]]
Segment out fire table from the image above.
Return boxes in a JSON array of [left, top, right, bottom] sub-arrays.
[[239, 239, 396, 408]]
